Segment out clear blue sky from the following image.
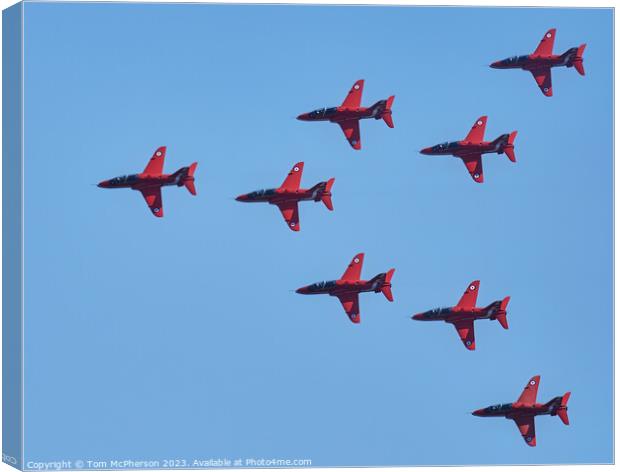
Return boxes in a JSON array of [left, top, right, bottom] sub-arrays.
[[22, 2, 612, 466]]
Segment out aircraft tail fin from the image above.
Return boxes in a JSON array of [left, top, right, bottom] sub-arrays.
[[504, 131, 517, 162], [370, 96, 395, 128], [321, 177, 335, 211], [573, 44, 586, 75], [381, 268, 395, 301], [485, 296, 509, 329], [309, 178, 335, 211], [496, 296, 510, 329], [556, 392, 571, 425], [184, 162, 198, 195], [382, 95, 395, 128], [561, 44, 586, 75]]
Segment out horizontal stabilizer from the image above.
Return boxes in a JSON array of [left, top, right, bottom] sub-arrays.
[[185, 181, 196, 195], [496, 314, 508, 330]]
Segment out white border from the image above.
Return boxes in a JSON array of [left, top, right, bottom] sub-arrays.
[[0, 2, 615, 472]]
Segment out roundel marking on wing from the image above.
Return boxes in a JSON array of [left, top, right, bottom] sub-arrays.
[[530, 380, 536, 386], [546, 32, 552, 38], [156, 151, 162, 157], [354, 258, 360, 263], [470, 284, 477, 290], [354, 84, 360, 90], [293, 166, 300, 172], [477, 120, 483, 126]]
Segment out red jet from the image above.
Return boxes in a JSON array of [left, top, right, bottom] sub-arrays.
[[296, 253, 394, 323], [473, 375, 571, 447], [98, 146, 197, 218], [412, 280, 510, 350], [420, 116, 517, 183], [491, 28, 586, 97], [297, 79, 394, 150], [236, 162, 334, 232]]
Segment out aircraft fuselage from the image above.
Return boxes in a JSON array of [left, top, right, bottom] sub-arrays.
[[491, 52, 578, 72], [420, 137, 510, 158], [412, 303, 502, 323], [236, 186, 329, 205], [296, 275, 387, 297], [297, 105, 385, 124], [98, 169, 192, 190], [473, 397, 564, 419]]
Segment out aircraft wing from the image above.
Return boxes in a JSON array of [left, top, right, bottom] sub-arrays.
[[533, 28, 556, 57], [456, 280, 480, 309], [459, 154, 484, 183], [341, 79, 364, 108], [451, 319, 476, 350], [513, 416, 537, 447], [336, 292, 361, 324], [338, 120, 361, 150], [464, 116, 487, 143], [139, 187, 164, 218], [143, 146, 166, 175], [516, 375, 541, 405], [280, 162, 304, 191], [341, 253, 364, 281], [276, 201, 300, 231], [530, 68, 553, 97]]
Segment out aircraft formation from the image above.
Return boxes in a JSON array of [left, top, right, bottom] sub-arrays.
[[98, 28, 583, 448]]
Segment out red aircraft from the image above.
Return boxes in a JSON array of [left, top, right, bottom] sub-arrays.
[[490, 28, 586, 97], [236, 162, 334, 232], [98, 146, 197, 218], [296, 253, 395, 323], [420, 116, 517, 183], [473, 375, 571, 447], [412, 280, 509, 350], [296, 79, 394, 150]]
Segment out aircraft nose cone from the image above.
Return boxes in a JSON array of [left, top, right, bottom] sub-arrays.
[[296, 286, 308, 294], [296, 113, 309, 121], [419, 147, 432, 155], [472, 409, 484, 416], [235, 194, 247, 202], [97, 181, 107, 188], [490, 61, 501, 68], [412, 313, 424, 320]]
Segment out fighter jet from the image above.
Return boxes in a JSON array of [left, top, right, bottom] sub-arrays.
[[236, 162, 334, 232], [472, 375, 571, 447], [296, 253, 394, 323], [297, 79, 394, 150], [98, 146, 197, 218], [491, 28, 586, 97], [420, 116, 517, 183], [412, 280, 509, 350]]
